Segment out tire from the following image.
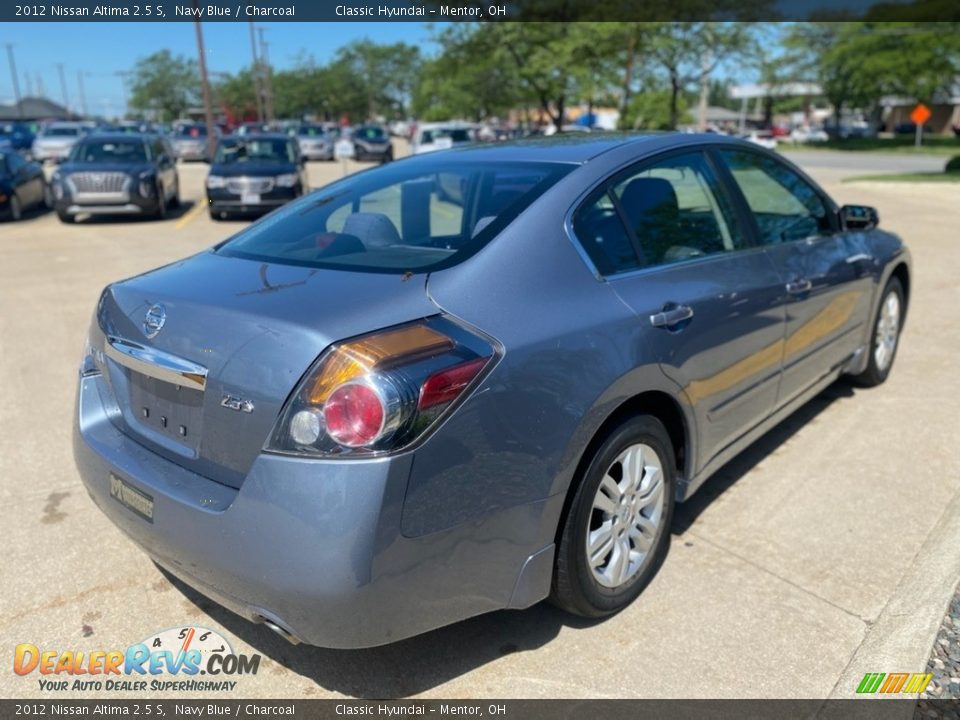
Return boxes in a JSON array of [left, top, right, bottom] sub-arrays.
[[852, 277, 904, 387], [56, 209, 75, 224], [551, 415, 675, 618], [208, 209, 223, 221], [168, 179, 181, 209], [153, 184, 167, 220]]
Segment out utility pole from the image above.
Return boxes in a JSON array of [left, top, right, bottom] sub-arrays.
[[5, 44, 24, 118], [248, 22, 264, 123], [192, 1, 217, 158], [36, 73, 44, 98], [115, 71, 130, 116], [24, 72, 33, 97], [77, 71, 89, 117], [258, 27, 274, 123], [56, 62, 70, 114]]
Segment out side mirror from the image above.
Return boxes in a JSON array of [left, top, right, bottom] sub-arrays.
[[840, 204, 879, 231]]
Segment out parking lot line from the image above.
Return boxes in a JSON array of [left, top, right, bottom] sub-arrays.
[[175, 201, 206, 230]]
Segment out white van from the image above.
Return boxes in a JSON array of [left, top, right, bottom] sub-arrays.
[[411, 122, 477, 154]]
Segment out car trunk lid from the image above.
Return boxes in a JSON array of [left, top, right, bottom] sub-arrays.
[[96, 251, 438, 488]]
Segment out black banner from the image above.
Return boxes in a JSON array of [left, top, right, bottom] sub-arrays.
[[1, 700, 960, 720], [2, 0, 958, 23]]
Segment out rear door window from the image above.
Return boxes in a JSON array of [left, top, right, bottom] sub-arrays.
[[572, 150, 745, 275]]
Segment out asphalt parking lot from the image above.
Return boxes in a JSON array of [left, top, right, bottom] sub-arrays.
[[2, 142, 959, 699]]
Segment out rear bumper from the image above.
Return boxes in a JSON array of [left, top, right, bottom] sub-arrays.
[[301, 147, 332, 160], [34, 148, 71, 162], [207, 188, 299, 215], [73, 371, 558, 648], [174, 147, 208, 161]]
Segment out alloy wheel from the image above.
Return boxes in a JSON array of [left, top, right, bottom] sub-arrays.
[[874, 291, 900, 372], [586, 443, 666, 589]]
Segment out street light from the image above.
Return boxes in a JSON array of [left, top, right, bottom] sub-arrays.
[[4, 43, 24, 119], [77, 71, 89, 117], [56, 62, 70, 114], [115, 71, 131, 118]]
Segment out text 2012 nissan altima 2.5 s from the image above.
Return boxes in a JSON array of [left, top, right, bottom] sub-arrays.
[[74, 134, 910, 648]]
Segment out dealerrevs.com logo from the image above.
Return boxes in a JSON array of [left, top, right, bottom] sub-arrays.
[[14, 626, 261, 693]]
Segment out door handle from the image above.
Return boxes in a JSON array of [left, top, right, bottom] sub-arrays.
[[650, 304, 694, 328], [785, 278, 812, 295]]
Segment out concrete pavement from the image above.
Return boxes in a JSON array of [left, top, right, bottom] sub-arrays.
[[1, 146, 958, 700]]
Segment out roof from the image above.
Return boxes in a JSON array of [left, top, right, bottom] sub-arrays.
[[81, 133, 155, 142], [0, 96, 76, 121], [221, 133, 292, 141], [422, 132, 668, 164]]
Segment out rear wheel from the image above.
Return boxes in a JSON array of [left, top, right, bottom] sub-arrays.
[[154, 184, 167, 220], [168, 179, 181, 209], [56, 209, 75, 224], [551, 415, 675, 617], [852, 277, 904, 387]]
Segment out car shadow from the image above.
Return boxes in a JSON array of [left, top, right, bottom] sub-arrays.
[[672, 380, 856, 534], [160, 565, 600, 698], [160, 380, 857, 697], [72, 199, 197, 224]]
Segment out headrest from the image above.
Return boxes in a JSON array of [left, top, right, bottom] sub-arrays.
[[341, 212, 402, 249]]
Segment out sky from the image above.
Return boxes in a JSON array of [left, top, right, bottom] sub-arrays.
[[0, 23, 441, 116]]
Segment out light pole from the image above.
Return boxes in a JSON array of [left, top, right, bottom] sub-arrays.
[[77, 71, 89, 117], [115, 71, 130, 117], [5, 43, 24, 118], [56, 62, 70, 114], [248, 21, 264, 123], [258, 27, 274, 123], [192, 0, 217, 158]]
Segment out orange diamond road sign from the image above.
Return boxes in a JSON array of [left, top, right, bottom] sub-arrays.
[[910, 103, 931, 126]]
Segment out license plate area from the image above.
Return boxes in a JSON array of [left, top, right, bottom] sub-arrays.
[[241, 192, 260, 205], [127, 371, 203, 453], [109, 473, 154, 523]]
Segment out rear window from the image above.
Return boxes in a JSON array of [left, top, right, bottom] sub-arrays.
[[214, 138, 295, 164], [177, 125, 207, 138], [45, 126, 81, 137], [217, 160, 571, 274], [356, 126, 386, 140]]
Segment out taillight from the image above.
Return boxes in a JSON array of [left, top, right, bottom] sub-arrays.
[[267, 317, 497, 457]]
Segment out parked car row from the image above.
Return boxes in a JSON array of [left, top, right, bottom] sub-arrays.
[[0, 150, 50, 220]]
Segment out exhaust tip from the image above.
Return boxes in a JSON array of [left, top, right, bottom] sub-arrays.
[[255, 615, 302, 645]]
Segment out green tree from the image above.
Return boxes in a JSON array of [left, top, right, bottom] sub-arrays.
[[645, 22, 751, 130], [128, 50, 199, 121], [787, 22, 960, 130], [622, 89, 692, 129], [335, 40, 422, 119]]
